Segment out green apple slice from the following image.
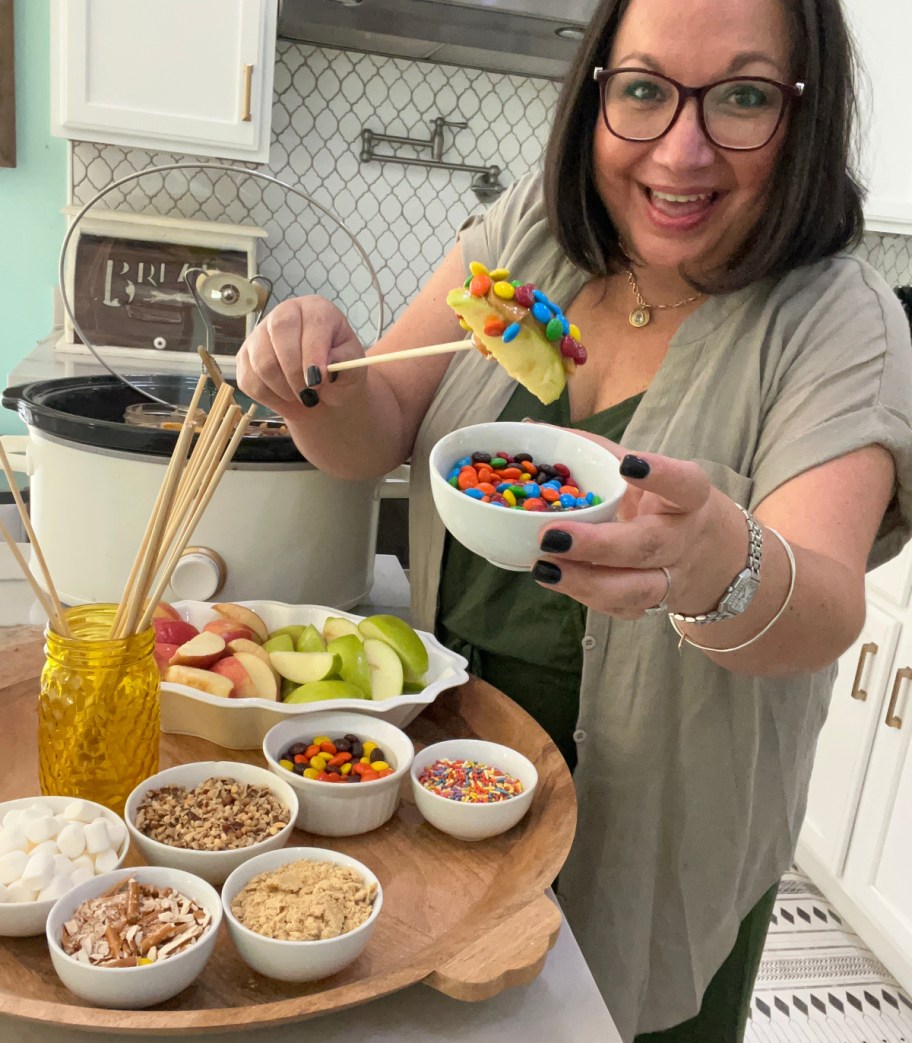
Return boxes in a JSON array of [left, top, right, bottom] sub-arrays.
[[322, 616, 360, 643], [268, 650, 341, 685], [268, 624, 305, 643], [295, 624, 326, 653], [264, 633, 294, 654], [358, 614, 429, 684], [327, 634, 372, 697], [363, 637, 404, 701], [283, 679, 367, 704]]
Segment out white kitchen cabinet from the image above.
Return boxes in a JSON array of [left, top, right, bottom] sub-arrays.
[[798, 549, 912, 993], [50, 0, 278, 163], [841, 0, 912, 233]]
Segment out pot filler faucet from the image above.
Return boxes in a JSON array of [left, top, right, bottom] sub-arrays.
[[360, 116, 506, 203]]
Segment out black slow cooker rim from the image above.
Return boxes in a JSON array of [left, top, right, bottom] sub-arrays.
[[1, 375, 308, 464]]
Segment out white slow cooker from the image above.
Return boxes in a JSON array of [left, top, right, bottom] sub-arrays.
[[2, 375, 407, 608]]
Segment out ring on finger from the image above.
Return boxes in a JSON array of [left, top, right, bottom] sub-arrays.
[[644, 567, 673, 616]]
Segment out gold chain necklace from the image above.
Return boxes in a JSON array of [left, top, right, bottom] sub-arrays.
[[625, 268, 704, 329]]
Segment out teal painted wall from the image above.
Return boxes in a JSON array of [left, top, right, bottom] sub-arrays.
[[0, 0, 67, 455]]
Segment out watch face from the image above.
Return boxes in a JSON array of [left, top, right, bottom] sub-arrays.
[[721, 572, 760, 615]]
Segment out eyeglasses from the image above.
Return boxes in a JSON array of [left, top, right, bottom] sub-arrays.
[[592, 67, 805, 152]]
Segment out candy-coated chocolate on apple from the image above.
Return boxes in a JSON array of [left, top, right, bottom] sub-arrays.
[[169, 631, 227, 669], [283, 679, 367, 704], [163, 664, 234, 699], [358, 614, 429, 683], [212, 602, 269, 643], [153, 618, 200, 647], [363, 637, 404, 700]]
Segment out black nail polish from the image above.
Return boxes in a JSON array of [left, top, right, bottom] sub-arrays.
[[305, 365, 322, 388], [619, 454, 650, 479], [298, 388, 320, 408], [540, 529, 572, 553], [532, 560, 562, 584]]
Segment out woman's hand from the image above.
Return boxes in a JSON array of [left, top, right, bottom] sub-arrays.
[[236, 295, 367, 418], [533, 436, 749, 620]]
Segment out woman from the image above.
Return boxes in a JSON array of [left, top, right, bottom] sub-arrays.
[[237, 0, 912, 1037]]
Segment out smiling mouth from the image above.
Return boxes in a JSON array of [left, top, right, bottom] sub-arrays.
[[645, 186, 721, 217]]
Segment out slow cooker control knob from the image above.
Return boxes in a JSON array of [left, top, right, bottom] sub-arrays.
[[168, 548, 227, 602]]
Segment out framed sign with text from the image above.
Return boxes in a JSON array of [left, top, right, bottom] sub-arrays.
[[59, 207, 268, 364]]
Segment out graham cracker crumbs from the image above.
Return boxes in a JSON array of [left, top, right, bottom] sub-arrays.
[[230, 859, 377, 941]]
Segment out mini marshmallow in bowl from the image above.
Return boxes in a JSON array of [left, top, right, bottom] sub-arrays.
[[0, 796, 129, 936]]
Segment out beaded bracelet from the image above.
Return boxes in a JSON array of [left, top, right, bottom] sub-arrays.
[[668, 527, 796, 654]]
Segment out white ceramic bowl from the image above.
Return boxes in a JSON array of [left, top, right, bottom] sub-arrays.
[[262, 712, 414, 836], [124, 761, 298, 885], [159, 601, 469, 748], [0, 796, 130, 937], [46, 865, 221, 1008], [222, 846, 382, 982], [410, 739, 538, 841], [429, 420, 627, 571]]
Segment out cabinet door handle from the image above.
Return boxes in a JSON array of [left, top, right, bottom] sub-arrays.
[[241, 64, 254, 122], [850, 641, 878, 701], [885, 667, 910, 729]]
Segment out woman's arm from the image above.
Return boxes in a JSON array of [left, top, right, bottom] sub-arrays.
[[534, 441, 896, 677], [236, 245, 468, 480]]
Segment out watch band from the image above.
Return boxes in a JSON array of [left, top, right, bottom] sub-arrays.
[[669, 506, 763, 625]]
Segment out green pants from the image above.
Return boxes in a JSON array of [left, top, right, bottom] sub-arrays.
[[634, 881, 779, 1043]]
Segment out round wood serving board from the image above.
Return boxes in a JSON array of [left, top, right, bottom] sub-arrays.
[[0, 626, 576, 1034]]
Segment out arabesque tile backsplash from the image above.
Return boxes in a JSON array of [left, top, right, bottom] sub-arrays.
[[71, 38, 912, 347]]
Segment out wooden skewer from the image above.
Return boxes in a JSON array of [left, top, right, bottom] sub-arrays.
[[326, 339, 475, 373], [0, 515, 62, 630], [197, 346, 226, 387], [110, 373, 209, 638], [135, 404, 257, 634], [0, 441, 71, 635]]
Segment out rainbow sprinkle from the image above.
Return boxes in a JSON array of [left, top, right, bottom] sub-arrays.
[[418, 758, 524, 803]]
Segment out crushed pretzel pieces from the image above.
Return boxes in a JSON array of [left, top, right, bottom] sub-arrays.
[[231, 860, 378, 941], [60, 877, 212, 967], [134, 777, 289, 851]]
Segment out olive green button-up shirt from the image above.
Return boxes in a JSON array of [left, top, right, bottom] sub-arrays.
[[407, 174, 912, 1039]]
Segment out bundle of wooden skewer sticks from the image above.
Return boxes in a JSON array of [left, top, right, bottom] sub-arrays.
[[0, 370, 255, 641]]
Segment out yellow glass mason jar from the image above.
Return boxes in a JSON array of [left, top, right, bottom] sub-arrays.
[[37, 604, 160, 815]]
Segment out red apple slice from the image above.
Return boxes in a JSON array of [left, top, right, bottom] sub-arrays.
[[203, 618, 258, 644], [227, 638, 280, 680], [213, 603, 269, 643], [163, 665, 234, 699], [210, 656, 259, 698], [152, 602, 181, 622], [154, 642, 179, 676], [153, 618, 200, 647], [233, 651, 280, 700], [169, 631, 227, 669]]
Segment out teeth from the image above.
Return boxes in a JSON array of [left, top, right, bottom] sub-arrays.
[[652, 191, 711, 203]]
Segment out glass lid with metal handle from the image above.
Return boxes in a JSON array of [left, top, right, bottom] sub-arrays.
[[58, 162, 387, 422]]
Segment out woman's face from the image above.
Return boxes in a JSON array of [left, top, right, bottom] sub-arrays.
[[593, 0, 793, 278]]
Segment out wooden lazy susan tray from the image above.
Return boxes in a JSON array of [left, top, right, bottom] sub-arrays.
[[0, 626, 577, 1034]]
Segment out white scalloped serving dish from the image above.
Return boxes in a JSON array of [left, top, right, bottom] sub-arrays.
[[158, 601, 469, 749]]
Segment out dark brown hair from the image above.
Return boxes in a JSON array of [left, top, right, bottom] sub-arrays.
[[544, 0, 865, 293]]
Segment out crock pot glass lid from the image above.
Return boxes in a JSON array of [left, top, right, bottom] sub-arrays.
[[59, 162, 386, 413]]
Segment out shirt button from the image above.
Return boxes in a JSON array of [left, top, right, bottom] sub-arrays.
[[573, 729, 587, 743], [581, 636, 596, 650]]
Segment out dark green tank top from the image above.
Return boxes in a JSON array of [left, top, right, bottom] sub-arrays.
[[436, 381, 643, 771]]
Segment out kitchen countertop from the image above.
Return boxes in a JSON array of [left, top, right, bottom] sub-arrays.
[[0, 553, 622, 1041]]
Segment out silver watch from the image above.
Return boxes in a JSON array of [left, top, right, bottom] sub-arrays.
[[670, 506, 763, 625]]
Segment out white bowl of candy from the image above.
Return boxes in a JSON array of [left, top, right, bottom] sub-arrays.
[[46, 865, 221, 1008], [0, 796, 129, 937], [221, 846, 382, 982], [410, 739, 538, 841], [429, 421, 626, 571]]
